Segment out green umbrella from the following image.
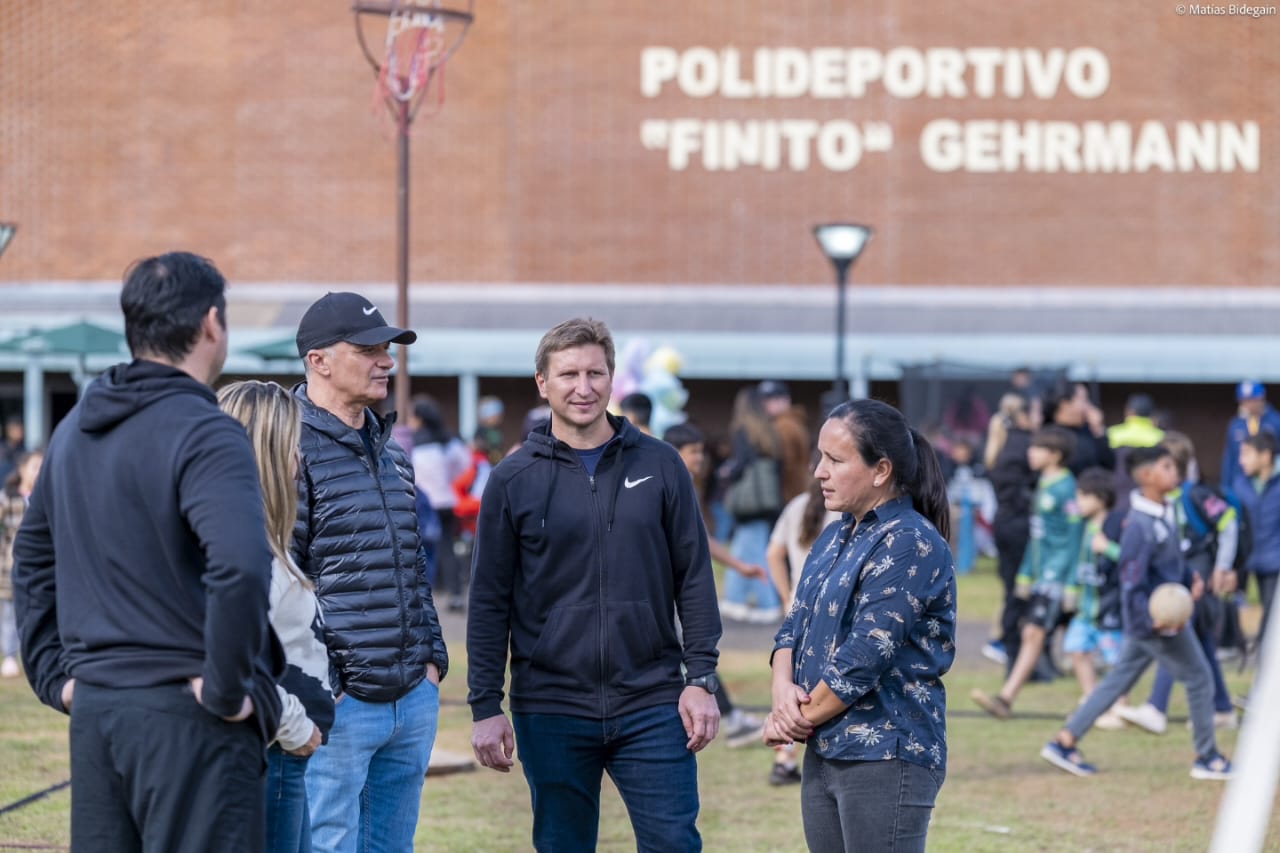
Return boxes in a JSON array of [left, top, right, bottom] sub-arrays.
[[0, 321, 128, 357], [242, 336, 301, 361]]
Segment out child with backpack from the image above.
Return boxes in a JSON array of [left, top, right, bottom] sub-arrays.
[[1118, 431, 1240, 733]]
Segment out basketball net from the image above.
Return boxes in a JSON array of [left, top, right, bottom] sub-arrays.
[[374, 1, 450, 123]]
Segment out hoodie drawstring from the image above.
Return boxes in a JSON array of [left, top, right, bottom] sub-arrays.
[[607, 465, 624, 533], [541, 461, 558, 528]]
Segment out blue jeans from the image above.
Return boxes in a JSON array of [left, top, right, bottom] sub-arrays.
[[266, 746, 311, 853], [721, 519, 780, 610], [800, 753, 943, 853], [305, 678, 439, 853], [512, 704, 701, 852]]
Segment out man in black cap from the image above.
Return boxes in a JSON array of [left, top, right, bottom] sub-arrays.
[[292, 292, 449, 853]]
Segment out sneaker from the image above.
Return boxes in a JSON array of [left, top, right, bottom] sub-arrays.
[[768, 763, 802, 786], [1191, 752, 1233, 781], [969, 688, 1012, 720], [719, 601, 749, 623], [724, 712, 766, 748], [1116, 702, 1167, 735], [1040, 741, 1097, 777], [0, 656, 18, 678], [981, 641, 1009, 666]]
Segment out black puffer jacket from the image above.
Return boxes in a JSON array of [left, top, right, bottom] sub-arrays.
[[293, 384, 448, 703]]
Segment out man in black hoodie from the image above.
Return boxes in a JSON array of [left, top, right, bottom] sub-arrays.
[[13, 252, 282, 852], [468, 317, 722, 852]]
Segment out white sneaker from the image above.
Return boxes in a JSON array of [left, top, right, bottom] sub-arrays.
[[719, 601, 749, 622], [1116, 702, 1167, 735], [0, 656, 18, 678]]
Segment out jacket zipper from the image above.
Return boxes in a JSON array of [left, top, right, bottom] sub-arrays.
[[589, 471, 610, 719], [365, 432, 412, 690]]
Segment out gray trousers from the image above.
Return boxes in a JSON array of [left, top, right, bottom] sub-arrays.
[[800, 751, 942, 853], [1065, 627, 1217, 758]]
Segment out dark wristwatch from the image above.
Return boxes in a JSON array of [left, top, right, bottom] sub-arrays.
[[685, 673, 720, 694]]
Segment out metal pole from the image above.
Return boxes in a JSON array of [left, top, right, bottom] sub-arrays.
[[834, 261, 851, 399], [395, 99, 411, 421]]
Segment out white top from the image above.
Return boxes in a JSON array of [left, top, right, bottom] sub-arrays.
[[270, 558, 333, 751], [769, 493, 842, 586], [412, 439, 472, 509]]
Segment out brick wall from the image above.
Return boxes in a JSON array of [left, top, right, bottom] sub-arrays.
[[0, 1, 1276, 287]]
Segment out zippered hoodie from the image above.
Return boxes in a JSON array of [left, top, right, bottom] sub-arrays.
[[1119, 492, 1194, 639], [467, 415, 721, 721], [1232, 468, 1280, 575], [12, 360, 283, 740]]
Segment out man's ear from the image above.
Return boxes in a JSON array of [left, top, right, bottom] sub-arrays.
[[201, 306, 223, 341], [534, 372, 548, 401], [305, 349, 330, 377]]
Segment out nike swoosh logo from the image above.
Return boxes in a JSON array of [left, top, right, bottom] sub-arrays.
[[624, 476, 653, 489], [362, 306, 377, 316]]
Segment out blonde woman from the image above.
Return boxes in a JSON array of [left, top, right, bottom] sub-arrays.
[[218, 381, 334, 853]]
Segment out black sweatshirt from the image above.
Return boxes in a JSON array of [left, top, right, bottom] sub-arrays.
[[13, 360, 282, 739], [467, 415, 722, 721]]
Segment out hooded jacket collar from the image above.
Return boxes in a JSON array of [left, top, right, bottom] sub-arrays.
[[292, 382, 395, 458], [524, 413, 641, 532], [79, 359, 214, 434]]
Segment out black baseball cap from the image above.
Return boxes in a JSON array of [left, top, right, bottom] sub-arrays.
[[758, 380, 791, 399], [295, 292, 417, 357]]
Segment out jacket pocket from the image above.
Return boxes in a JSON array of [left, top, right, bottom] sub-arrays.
[[605, 600, 672, 693], [527, 604, 599, 691]]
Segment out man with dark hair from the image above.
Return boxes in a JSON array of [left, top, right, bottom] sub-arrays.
[[13, 251, 283, 851], [292, 291, 448, 853], [619, 391, 654, 435], [468, 317, 722, 851]]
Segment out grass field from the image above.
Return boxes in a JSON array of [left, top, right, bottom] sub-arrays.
[[1, 569, 1276, 851]]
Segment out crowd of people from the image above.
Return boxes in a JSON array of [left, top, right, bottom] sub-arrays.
[[3, 250, 1276, 850]]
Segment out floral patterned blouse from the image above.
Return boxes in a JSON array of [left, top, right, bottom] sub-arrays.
[[772, 496, 956, 771]]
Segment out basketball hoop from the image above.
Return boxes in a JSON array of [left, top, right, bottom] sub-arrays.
[[353, 0, 474, 128], [350, 1, 474, 423]]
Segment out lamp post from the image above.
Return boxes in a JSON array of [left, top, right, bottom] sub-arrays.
[[813, 223, 872, 408]]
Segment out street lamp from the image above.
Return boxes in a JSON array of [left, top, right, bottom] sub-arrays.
[[813, 223, 872, 407]]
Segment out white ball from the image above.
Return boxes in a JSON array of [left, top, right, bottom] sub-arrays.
[[1149, 582, 1193, 628]]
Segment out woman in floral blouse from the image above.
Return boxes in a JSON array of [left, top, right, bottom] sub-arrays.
[[766, 399, 957, 853]]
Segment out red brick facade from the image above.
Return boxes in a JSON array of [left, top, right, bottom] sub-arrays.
[[1, 1, 1276, 287]]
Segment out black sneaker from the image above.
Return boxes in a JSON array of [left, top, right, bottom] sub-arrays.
[[768, 764, 801, 786]]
